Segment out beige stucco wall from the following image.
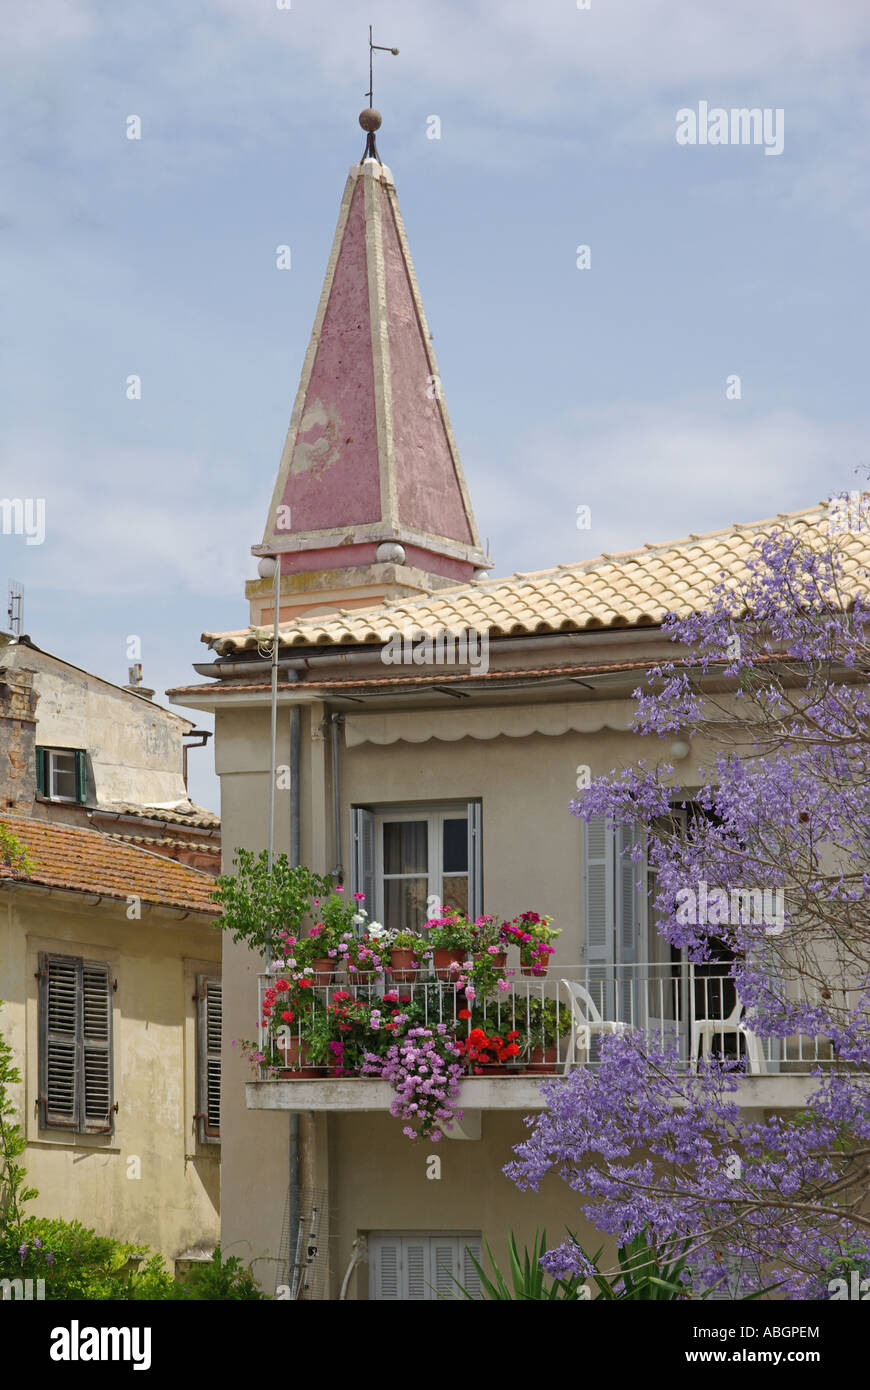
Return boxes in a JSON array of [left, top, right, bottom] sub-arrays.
[[5, 644, 192, 806], [0, 885, 220, 1265]]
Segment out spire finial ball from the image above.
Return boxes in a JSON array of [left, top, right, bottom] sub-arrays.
[[359, 108, 382, 133]]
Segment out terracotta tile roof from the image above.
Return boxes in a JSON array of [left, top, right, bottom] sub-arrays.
[[201, 502, 869, 655], [99, 802, 220, 829], [0, 815, 220, 915]]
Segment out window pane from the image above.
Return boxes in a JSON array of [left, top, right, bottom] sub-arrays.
[[384, 877, 429, 932], [441, 875, 468, 917], [442, 818, 468, 874], [51, 753, 77, 799], [383, 822, 428, 875]]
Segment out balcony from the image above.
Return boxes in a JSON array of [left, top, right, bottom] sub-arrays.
[[245, 964, 834, 1118]]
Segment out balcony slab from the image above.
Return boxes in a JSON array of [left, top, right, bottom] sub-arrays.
[[246, 1072, 818, 1113]]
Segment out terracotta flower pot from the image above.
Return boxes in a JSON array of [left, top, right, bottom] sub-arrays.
[[433, 947, 466, 980], [388, 949, 420, 983], [521, 960, 549, 977], [525, 1044, 559, 1073], [476, 950, 507, 969], [310, 957, 336, 984], [276, 1036, 325, 1077]]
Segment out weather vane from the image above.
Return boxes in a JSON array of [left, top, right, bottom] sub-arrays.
[[359, 24, 399, 161]]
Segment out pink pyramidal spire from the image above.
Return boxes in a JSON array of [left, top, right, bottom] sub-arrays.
[[248, 120, 491, 627]]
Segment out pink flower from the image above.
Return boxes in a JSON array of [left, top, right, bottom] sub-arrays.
[[353, 892, 366, 901]]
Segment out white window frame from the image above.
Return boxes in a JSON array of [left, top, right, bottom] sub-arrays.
[[373, 804, 471, 928], [47, 748, 79, 802]]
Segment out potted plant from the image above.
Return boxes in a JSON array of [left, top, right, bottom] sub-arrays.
[[385, 930, 428, 983], [306, 886, 370, 982], [210, 850, 331, 958], [523, 998, 571, 1072], [337, 927, 389, 979], [470, 915, 507, 969], [457, 1025, 522, 1073], [501, 911, 560, 976], [425, 907, 475, 979]]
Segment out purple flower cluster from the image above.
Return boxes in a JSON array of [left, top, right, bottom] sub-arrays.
[[363, 1025, 464, 1142]]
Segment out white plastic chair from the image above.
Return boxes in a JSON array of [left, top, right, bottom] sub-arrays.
[[691, 997, 766, 1075], [560, 980, 630, 1070]]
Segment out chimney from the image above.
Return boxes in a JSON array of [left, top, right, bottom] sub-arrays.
[[0, 666, 39, 813]]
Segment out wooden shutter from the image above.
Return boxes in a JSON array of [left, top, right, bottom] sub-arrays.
[[431, 1241, 458, 1299], [40, 954, 79, 1129], [350, 807, 375, 916], [74, 749, 88, 804], [197, 975, 222, 1143], [615, 821, 644, 1026], [405, 1238, 429, 1299], [39, 954, 114, 1133], [461, 1240, 483, 1300], [35, 747, 46, 796], [581, 817, 615, 1019], [466, 802, 482, 920], [81, 963, 114, 1133], [369, 1237, 402, 1300]]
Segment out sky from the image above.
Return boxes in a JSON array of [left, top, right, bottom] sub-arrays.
[[1, 0, 868, 813]]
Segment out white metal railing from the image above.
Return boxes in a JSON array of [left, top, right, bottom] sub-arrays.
[[254, 962, 838, 1080]]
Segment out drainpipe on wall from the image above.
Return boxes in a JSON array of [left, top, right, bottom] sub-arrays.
[[330, 713, 344, 883], [288, 702, 301, 1295]]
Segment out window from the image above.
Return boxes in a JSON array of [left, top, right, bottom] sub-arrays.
[[38, 953, 115, 1134], [35, 747, 87, 803], [350, 804, 482, 930], [368, 1232, 482, 1300], [196, 975, 221, 1143]]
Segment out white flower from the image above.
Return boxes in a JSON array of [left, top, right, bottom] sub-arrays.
[[352, 913, 365, 927], [368, 921, 387, 937]]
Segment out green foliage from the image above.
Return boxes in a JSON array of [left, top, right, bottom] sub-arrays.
[[454, 1231, 590, 1300], [0, 823, 34, 876], [177, 1245, 267, 1300], [210, 851, 332, 957], [0, 1001, 37, 1237], [453, 1228, 778, 1301]]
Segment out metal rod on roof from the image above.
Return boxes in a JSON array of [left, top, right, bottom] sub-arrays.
[[265, 556, 280, 970]]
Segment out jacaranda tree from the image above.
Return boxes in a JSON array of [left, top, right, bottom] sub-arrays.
[[506, 502, 870, 1298]]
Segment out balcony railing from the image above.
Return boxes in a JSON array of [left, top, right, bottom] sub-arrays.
[[254, 963, 835, 1081]]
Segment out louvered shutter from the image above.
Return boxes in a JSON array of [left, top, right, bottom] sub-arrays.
[[74, 750, 88, 804], [466, 802, 482, 920], [370, 1238, 402, 1300], [581, 817, 615, 1019], [81, 962, 114, 1133], [40, 954, 79, 1129], [405, 1238, 429, 1299], [432, 1241, 458, 1299], [39, 954, 114, 1133], [350, 807, 375, 917], [35, 747, 46, 796], [197, 975, 221, 1143], [615, 821, 643, 1026], [461, 1241, 483, 1300]]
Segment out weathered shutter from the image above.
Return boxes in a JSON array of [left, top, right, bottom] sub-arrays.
[[81, 962, 114, 1133], [461, 1240, 483, 1300], [74, 749, 88, 804], [39, 954, 79, 1129], [35, 747, 46, 796], [615, 821, 643, 1026], [432, 1241, 458, 1299], [350, 807, 375, 917], [466, 801, 482, 920], [581, 817, 615, 1018], [197, 975, 222, 1143], [370, 1237, 402, 1300]]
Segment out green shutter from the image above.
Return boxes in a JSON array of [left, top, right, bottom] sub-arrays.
[[35, 747, 45, 796], [74, 749, 87, 804]]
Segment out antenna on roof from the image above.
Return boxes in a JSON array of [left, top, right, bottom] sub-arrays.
[[7, 580, 22, 637]]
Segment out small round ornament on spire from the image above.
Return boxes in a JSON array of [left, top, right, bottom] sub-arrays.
[[359, 108, 382, 133]]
